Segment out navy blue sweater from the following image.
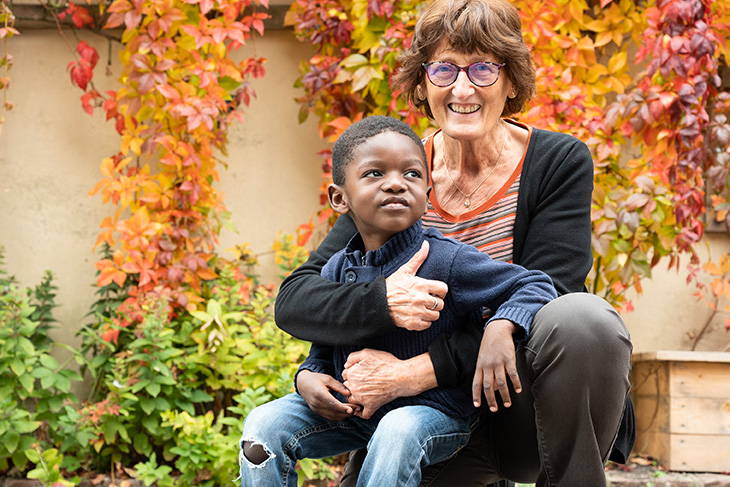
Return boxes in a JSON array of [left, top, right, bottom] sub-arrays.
[[298, 222, 557, 421]]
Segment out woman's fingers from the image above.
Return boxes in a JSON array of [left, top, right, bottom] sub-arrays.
[[386, 241, 449, 331]]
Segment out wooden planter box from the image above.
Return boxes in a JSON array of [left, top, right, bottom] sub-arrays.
[[631, 351, 730, 473]]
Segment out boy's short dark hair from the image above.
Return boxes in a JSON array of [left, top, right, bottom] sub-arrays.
[[331, 116, 428, 185]]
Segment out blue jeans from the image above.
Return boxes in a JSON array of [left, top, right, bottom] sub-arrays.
[[239, 393, 475, 487]]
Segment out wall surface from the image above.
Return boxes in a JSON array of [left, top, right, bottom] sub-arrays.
[[0, 29, 326, 348], [0, 26, 728, 355]]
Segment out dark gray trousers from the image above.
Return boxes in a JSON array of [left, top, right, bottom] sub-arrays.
[[339, 293, 633, 487]]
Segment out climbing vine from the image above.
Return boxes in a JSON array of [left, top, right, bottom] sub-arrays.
[[0, 0, 17, 137], [48, 0, 269, 341], [288, 0, 730, 310]]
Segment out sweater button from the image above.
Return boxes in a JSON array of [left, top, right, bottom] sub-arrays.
[[345, 270, 357, 283]]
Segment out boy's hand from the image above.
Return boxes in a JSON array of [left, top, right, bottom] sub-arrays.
[[386, 241, 449, 331], [471, 319, 522, 412], [297, 370, 362, 420]]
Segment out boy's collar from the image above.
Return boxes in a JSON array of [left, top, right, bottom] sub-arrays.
[[345, 221, 423, 267]]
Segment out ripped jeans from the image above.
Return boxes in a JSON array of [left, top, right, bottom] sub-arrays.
[[239, 393, 475, 487]]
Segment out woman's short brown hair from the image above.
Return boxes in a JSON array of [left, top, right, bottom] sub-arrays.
[[391, 0, 536, 119]]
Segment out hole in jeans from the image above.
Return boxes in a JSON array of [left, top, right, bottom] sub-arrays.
[[243, 440, 271, 466]]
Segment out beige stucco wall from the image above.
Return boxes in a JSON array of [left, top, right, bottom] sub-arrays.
[[0, 28, 326, 348], [0, 25, 728, 354]]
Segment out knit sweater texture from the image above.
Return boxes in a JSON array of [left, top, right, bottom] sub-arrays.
[[298, 222, 557, 421]]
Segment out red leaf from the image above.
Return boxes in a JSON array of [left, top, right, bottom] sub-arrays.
[[68, 59, 93, 91], [77, 40, 99, 69]]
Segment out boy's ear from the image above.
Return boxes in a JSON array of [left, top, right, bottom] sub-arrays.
[[328, 184, 350, 215], [423, 187, 432, 215]]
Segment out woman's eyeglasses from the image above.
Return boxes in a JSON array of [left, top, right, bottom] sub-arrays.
[[422, 61, 505, 88]]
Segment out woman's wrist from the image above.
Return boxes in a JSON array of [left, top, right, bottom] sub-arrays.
[[398, 353, 438, 396]]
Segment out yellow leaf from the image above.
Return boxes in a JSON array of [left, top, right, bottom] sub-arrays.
[[720, 253, 730, 274], [607, 51, 627, 74], [583, 19, 607, 32], [594, 31, 613, 48], [340, 54, 369, 69], [351, 66, 373, 92], [702, 261, 721, 275]]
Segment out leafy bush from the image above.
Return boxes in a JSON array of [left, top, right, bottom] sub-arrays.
[[0, 248, 85, 475], [0, 235, 337, 485]]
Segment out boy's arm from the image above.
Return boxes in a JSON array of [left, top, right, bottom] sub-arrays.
[[296, 345, 360, 420], [449, 244, 557, 337], [430, 244, 557, 389], [295, 343, 335, 386]]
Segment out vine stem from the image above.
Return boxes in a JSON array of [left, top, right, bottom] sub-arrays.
[[0, 0, 11, 138]]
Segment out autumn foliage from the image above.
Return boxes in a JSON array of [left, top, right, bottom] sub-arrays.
[[288, 0, 730, 310], [51, 0, 270, 342]]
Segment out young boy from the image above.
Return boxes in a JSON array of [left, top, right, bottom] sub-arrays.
[[238, 116, 557, 487]]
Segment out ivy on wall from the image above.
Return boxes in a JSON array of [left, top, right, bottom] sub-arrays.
[[49, 0, 270, 341], [288, 0, 730, 310]]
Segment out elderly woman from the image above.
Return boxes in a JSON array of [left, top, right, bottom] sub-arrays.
[[274, 0, 634, 485]]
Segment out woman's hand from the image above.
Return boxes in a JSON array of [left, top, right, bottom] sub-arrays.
[[342, 349, 438, 419], [296, 370, 361, 420], [386, 241, 449, 331], [471, 319, 522, 413]]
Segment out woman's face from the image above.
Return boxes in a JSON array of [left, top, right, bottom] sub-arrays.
[[424, 42, 512, 141]]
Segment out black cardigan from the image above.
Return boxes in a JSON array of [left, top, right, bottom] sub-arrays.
[[274, 126, 634, 462]]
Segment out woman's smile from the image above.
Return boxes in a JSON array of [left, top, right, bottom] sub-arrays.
[[449, 103, 481, 114]]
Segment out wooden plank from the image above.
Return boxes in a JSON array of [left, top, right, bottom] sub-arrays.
[[669, 361, 730, 398], [669, 396, 730, 435], [632, 360, 670, 397], [633, 351, 730, 364], [667, 434, 730, 472], [632, 430, 670, 468]]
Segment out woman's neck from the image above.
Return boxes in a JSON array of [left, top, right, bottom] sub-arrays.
[[429, 120, 526, 216], [439, 120, 507, 175]]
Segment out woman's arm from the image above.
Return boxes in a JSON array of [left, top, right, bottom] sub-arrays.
[[276, 216, 448, 344], [275, 215, 393, 345]]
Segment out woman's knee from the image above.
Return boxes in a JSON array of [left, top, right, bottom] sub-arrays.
[[534, 293, 630, 347], [529, 293, 632, 373]]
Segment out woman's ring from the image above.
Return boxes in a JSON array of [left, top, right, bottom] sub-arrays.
[[430, 296, 439, 310]]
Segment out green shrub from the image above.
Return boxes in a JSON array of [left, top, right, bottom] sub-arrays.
[[0, 237, 336, 485], [0, 248, 85, 474]]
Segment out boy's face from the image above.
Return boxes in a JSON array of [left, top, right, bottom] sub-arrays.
[[329, 130, 429, 252]]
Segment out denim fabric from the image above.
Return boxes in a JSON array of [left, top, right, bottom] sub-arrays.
[[239, 393, 475, 487]]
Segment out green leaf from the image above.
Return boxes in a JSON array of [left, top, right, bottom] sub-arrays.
[[10, 359, 26, 376], [190, 311, 211, 322], [39, 354, 59, 369], [102, 419, 119, 443], [11, 448, 29, 471], [189, 390, 213, 402], [31, 367, 54, 379], [142, 415, 159, 434], [155, 397, 170, 411], [17, 337, 35, 355], [206, 299, 223, 318], [25, 448, 40, 463], [15, 420, 40, 434], [40, 373, 57, 389], [140, 398, 156, 415], [146, 381, 161, 397], [339, 53, 368, 69], [3, 430, 19, 453], [18, 374, 34, 394]]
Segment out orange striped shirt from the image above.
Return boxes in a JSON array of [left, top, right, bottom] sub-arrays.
[[422, 130, 525, 263]]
